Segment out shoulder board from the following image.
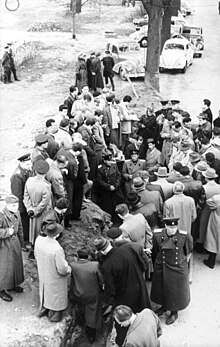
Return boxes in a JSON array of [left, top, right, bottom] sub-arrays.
[[125, 160, 130, 163], [15, 169, 21, 175], [98, 165, 102, 169], [179, 230, 187, 235], [153, 229, 163, 233], [139, 159, 145, 163]]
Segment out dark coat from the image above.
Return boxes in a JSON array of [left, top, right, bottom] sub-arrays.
[[97, 162, 125, 216], [100, 243, 151, 311], [102, 56, 115, 77], [138, 115, 159, 145], [11, 165, 32, 213], [181, 176, 203, 205], [2, 52, 11, 68], [69, 259, 103, 329], [0, 208, 24, 291], [151, 228, 193, 311], [64, 94, 76, 118], [91, 57, 104, 89], [86, 56, 94, 89]]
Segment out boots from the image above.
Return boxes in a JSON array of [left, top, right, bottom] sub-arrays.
[[203, 252, 216, 269]]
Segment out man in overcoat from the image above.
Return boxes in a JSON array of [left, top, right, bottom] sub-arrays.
[[151, 217, 193, 325], [0, 195, 25, 302], [94, 236, 151, 347], [91, 51, 104, 91], [1, 46, 12, 84], [69, 248, 104, 343], [102, 50, 115, 91], [23, 159, 52, 259], [11, 153, 32, 243], [35, 222, 71, 322], [96, 149, 125, 220]]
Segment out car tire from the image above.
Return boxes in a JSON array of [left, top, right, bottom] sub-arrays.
[[159, 67, 163, 73], [119, 68, 127, 81]]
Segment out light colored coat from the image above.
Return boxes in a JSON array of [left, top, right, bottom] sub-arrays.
[[163, 193, 197, 233], [122, 159, 146, 197], [120, 213, 152, 249], [204, 194, 220, 254], [45, 162, 66, 201], [152, 178, 173, 201], [35, 235, 71, 311], [23, 176, 52, 244], [145, 148, 162, 173]]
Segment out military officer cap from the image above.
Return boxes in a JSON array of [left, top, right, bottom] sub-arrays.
[[102, 148, 113, 160], [17, 153, 31, 162], [160, 100, 169, 106], [35, 133, 48, 144], [171, 100, 180, 106], [130, 149, 140, 155], [33, 159, 50, 174], [163, 217, 179, 226]]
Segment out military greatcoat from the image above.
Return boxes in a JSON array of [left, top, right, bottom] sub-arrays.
[[122, 159, 146, 197], [151, 228, 193, 311]]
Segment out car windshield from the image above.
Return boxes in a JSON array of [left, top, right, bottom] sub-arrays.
[[165, 43, 184, 50], [118, 43, 140, 52]]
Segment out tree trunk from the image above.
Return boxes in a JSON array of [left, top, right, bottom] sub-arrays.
[[142, 0, 163, 92], [71, 0, 76, 39], [161, 6, 171, 53]]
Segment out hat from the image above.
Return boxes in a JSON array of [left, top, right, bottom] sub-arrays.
[[107, 227, 122, 239], [95, 51, 101, 57], [132, 177, 145, 191], [5, 194, 19, 204], [105, 50, 110, 54], [198, 113, 208, 120], [160, 100, 169, 106], [102, 148, 113, 160], [17, 153, 31, 162], [35, 134, 48, 144], [55, 197, 69, 209], [94, 237, 109, 251], [213, 127, 220, 136], [163, 217, 179, 226], [155, 167, 168, 177], [171, 100, 180, 105], [126, 192, 141, 206], [180, 141, 191, 151], [33, 159, 50, 174], [90, 51, 95, 56], [202, 168, 218, 179], [146, 138, 155, 144], [189, 152, 201, 163], [130, 149, 140, 155], [194, 161, 209, 172], [45, 222, 63, 237]]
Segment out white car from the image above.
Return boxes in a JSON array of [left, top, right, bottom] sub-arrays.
[[159, 37, 194, 73], [129, 25, 148, 47]]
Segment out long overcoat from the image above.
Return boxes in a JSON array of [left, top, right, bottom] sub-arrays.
[[23, 176, 52, 244], [151, 228, 193, 311], [0, 207, 24, 291], [35, 235, 70, 311], [204, 194, 220, 254], [97, 162, 125, 216], [91, 57, 104, 89], [122, 159, 146, 197], [69, 259, 103, 329]]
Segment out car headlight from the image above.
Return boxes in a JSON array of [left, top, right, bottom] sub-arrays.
[[197, 43, 203, 50]]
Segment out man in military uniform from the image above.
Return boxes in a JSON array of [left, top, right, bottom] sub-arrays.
[[31, 134, 49, 164], [102, 50, 115, 91], [150, 217, 193, 325], [1, 46, 12, 84], [10, 154, 32, 244]]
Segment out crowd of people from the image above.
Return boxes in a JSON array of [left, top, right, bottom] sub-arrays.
[[1, 77, 220, 346]]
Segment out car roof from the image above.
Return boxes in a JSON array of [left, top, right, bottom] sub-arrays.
[[107, 38, 138, 45], [182, 25, 202, 29], [164, 37, 189, 45]]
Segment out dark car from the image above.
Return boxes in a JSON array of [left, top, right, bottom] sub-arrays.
[[181, 25, 204, 57]]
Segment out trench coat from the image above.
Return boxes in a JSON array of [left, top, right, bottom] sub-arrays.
[[204, 194, 220, 254], [122, 159, 146, 197], [151, 228, 193, 311], [69, 259, 103, 329], [75, 59, 87, 93], [97, 162, 125, 216], [0, 207, 24, 291], [123, 309, 162, 347], [45, 162, 66, 202], [23, 176, 52, 244], [91, 57, 104, 90], [35, 236, 71, 310]]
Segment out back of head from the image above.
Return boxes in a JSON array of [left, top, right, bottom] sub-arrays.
[[70, 85, 77, 93], [72, 142, 83, 152], [83, 93, 92, 102], [55, 197, 69, 209], [203, 99, 211, 107], [114, 305, 132, 323], [115, 203, 129, 216], [46, 118, 55, 128], [173, 162, 182, 173], [180, 166, 190, 176], [123, 95, 132, 103], [205, 152, 215, 164], [173, 181, 185, 194], [182, 117, 192, 125], [77, 247, 90, 259], [56, 155, 68, 165], [60, 118, 69, 128], [85, 117, 96, 127]]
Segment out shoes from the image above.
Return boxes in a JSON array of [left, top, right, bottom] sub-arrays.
[[28, 250, 35, 260], [203, 259, 214, 269], [15, 79, 20, 81], [155, 306, 165, 316], [38, 307, 49, 318], [194, 243, 205, 253], [166, 312, 178, 325], [8, 286, 24, 293], [8, 80, 13, 83], [22, 245, 29, 252], [0, 290, 13, 302]]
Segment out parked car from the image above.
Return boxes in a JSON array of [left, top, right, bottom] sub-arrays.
[[133, 14, 148, 30], [129, 25, 148, 47], [171, 15, 186, 34], [159, 37, 194, 73], [105, 38, 146, 80], [181, 25, 204, 57]]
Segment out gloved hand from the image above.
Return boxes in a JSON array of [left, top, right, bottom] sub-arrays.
[[28, 210, 34, 218]]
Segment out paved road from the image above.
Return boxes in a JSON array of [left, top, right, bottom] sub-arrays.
[[160, 0, 220, 121]]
